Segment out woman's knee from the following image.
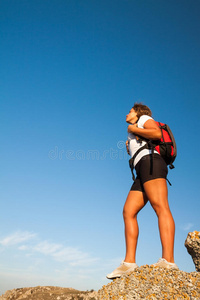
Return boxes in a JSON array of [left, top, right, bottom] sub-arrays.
[[123, 206, 136, 220], [122, 207, 129, 219], [152, 203, 172, 218], [123, 191, 147, 220]]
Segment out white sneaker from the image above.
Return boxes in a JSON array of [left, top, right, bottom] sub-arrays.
[[106, 260, 138, 279], [152, 258, 179, 270]]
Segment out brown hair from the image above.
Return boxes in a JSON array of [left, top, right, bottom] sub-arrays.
[[132, 103, 152, 118]]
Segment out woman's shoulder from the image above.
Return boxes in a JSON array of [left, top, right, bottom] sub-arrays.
[[138, 115, 153, 127]]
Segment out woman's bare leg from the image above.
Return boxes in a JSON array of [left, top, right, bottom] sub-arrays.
[[123, 190, 148, 263], [143, 178, 175, 263]]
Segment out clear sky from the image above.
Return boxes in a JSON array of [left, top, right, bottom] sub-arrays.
[[0, 0, 200, 294]]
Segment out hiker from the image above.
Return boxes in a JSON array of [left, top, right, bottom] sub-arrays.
[[107, 103, 178, 279]]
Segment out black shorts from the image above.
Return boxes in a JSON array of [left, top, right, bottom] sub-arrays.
[[130, 154, 168, 192]]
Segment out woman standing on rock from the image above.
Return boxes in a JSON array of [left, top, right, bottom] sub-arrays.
[[107, 103, 178, 279]]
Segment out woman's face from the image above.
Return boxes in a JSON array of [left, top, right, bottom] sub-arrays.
[[126, 108, 138, 124]]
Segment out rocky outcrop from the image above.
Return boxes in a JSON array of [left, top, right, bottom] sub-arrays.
[[185, 231, 200, 272], [98, 265, 200, 299], [98, 231, 200, 298], [0, 286, 98, 300]]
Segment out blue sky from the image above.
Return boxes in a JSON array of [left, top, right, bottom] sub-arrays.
[[0, 0, 200, 294]]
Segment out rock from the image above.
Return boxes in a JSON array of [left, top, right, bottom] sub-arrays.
[[0, 286, 98, 300], [98, 265, 200, 299], [185, 231, 200, 272]]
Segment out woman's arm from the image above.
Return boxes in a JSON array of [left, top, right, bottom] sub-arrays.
[[127, 119, 162, 140]]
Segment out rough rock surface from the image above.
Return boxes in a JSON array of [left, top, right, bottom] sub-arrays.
[[98, 265, 200, 299], [0, 286, 98, 300], [185, 231, 200, 272]]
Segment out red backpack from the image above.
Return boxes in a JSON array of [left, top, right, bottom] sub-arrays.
[[154, 122, 177, 169]]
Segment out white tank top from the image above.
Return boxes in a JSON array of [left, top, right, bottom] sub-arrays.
[[128, 115, 159, 166]]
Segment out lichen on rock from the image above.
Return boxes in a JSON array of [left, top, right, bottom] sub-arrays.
[[98, 265, 200, 299]]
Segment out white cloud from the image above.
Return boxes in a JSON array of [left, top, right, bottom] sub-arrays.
[[69, 257, 99, 266], [0, 230, 99, 268], [18, 245, 29, 251], [33, 241, 99, 266], [181, 223, 194, 231], [0, 231, 36, 246], [34, 241, 62, 255], [52, 247, 88, 262]]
